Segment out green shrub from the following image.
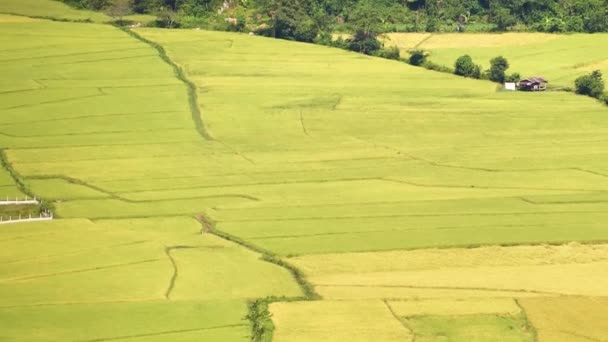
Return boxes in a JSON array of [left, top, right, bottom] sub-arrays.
[[505, 73, 521, 83], [314, 32, 333, 46], [375, 46, 400, 60], [331, 37, 350, 50], [540, 17, 566, 33], [409, 49, 427, 66], [454, 55, 481, 79], [575, 70, 605, 99], [423, 61, 452, 73], [347, 31, 382, 55], [489, 56, 509, 83]]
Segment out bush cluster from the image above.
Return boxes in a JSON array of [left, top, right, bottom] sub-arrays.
[[454, 55, 481, 79], [575, 70, 605, 99]]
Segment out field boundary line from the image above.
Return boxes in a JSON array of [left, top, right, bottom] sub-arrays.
[[197, 213, 319, 299], [214, 210, 608, 223], [163, 245, 202, 300], [24, 175, 260, 203], [0, 149, 50, 212], [318, 283, 566, 296], [0, 12, 101, 23], [383, 177, 604, 193], [514, 299, 539, 342], [0, 91, 105, 111], [0, 259, 159, 283], [242, 223, 552, 240], [299, 109, 309, 136], [196, 213, 321, 342], [413, 33, 434, 49], [555, 330, 605, 342], [121, 28, 214, 141], [0, 110, 184, 127], [164, 246, 179, 300], [382, 299, 415, 338], [77, 323, 248, 342]]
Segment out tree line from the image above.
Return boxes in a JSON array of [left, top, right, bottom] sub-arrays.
[[64, 0, 608, 38]]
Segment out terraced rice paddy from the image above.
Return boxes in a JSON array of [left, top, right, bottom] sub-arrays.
[[1, 2, 608, 340], [386, 32, 608, 86]]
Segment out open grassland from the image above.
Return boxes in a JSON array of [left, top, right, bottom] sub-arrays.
[[386, 32, 608, 86], [1, 8, 608, 339]]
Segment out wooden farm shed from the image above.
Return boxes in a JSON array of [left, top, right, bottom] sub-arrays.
[[518, 77, 548, 91]]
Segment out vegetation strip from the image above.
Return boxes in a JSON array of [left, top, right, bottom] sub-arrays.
[[0, 149, 50, 214], [163, 245, 201, 300], [120, 28, 213, 141], [514, 299, 539, 342], [382, 299, 414, 336], [199, 214, 319, 299], [197, 214, 321, 341]]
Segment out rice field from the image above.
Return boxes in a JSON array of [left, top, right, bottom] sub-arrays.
[[1, 2, 608, 339], [0, 16, 300, 341], [385, 32, 608, 86]]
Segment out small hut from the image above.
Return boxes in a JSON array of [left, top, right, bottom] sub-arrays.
[[518, 77, 548, 91]]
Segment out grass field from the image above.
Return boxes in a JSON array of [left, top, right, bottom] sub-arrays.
[[386, 32, 608, 86], [1, 3, 608, 339]]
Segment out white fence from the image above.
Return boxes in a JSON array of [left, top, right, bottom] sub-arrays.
[[0, 196, 40, 205], [0, 212, 53, 225]]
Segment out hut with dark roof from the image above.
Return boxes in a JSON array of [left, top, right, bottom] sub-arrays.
[[518, 77, 548, 91]]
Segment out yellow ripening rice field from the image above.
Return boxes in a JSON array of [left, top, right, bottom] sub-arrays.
[[290, 243, 608, 299], [519, 296, 608, 342]]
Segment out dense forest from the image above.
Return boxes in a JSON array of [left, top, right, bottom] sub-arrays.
[[64, 0, 608, 41]]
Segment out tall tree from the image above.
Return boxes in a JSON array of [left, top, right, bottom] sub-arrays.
[[105, 0, 133, 23]]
